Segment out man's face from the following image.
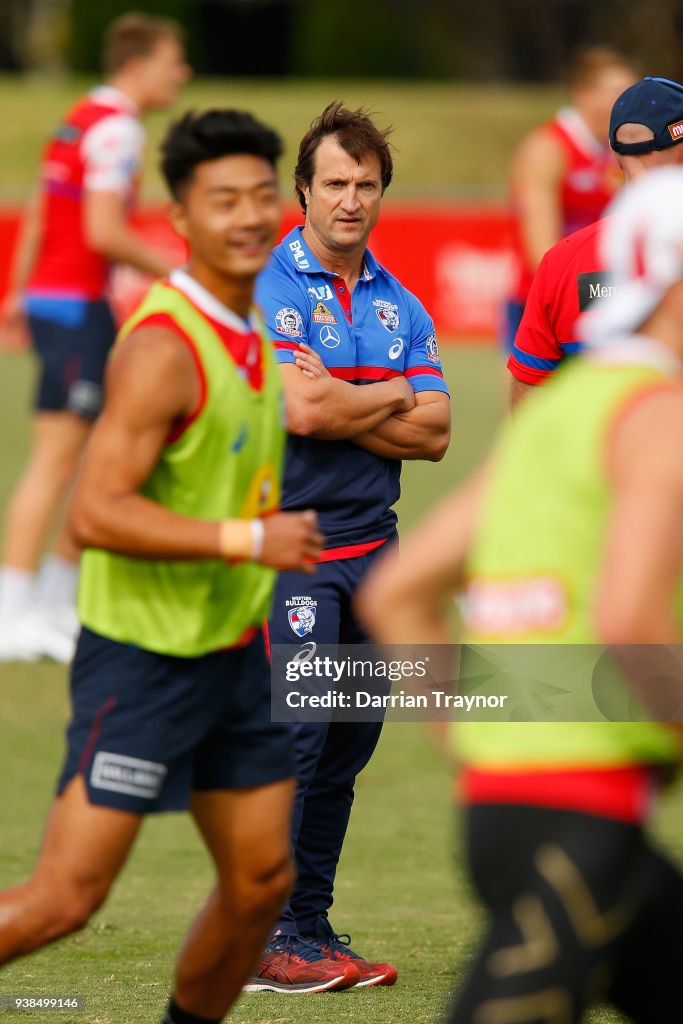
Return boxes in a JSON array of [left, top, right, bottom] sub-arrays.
[[173, 155, 281, 281], [301, 135, 383, 256], [137, 37, 191, 111]]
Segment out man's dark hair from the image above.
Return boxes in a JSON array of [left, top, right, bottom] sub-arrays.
[[294, 101, 393, 212], [160, 109, 283, 199]]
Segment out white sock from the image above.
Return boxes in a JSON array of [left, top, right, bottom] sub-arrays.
[[36, 555, 79, 610], [0, 567, 35, 625]]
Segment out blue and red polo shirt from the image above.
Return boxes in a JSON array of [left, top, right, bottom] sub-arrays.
[[256, 226, 449, 557]]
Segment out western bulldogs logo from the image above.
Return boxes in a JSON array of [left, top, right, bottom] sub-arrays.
[[374, 299, 400, 332], [376, 306, 400, 332], [286, 595, 318, 637], [275, 307, 303, 337], [426, 332, 440, 363]]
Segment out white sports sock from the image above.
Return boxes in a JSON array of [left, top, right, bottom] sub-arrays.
[[36, 555, 79, 610], [0, 567, 35, 625]]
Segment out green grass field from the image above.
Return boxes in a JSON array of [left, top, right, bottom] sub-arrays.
[[0, 346, 681, 1024], [0, 75, 567, 201]]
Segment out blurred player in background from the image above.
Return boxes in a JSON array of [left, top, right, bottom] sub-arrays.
[[250, 101, 451, 993], [0, 108, 324, 1024], [503, 46, 637, 353], [0, 12, 190, 662], [360, 167, 683, 1023], [509, 76, 683, 405]]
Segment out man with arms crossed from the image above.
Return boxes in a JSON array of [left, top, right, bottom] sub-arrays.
[[361, 168, 683, 1023], [0, 109, 323, 1024], [509, 76, 683, 406], [0, 12, 190, 661], [250, 101, 451, 992]]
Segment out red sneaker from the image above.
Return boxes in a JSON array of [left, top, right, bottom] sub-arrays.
[[244, 933, 361, 993], [307, 918, 398, 988]]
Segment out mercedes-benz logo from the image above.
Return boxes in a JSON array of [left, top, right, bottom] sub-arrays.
[[319, 325, 341, 348]]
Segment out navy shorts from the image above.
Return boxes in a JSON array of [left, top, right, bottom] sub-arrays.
[[57, 627, 294, 814], [27, 297, 116, 420], [269, 539, 397, 646]]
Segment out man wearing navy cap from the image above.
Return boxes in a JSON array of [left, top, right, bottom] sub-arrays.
[[508, 76, 683, 406]]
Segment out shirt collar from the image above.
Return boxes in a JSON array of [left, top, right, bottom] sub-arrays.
[[282, 225, 380, 281], [170, 269, 254, 335], [89, 85, 139, 116], [555, 105, 607, 157]]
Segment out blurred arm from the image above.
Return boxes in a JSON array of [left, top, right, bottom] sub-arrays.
[[595, 389, 683, 645], [69, 325, 220, 558], [0, 189, 42, 350], [510, 129, 566, 269], [509, 377, 536, 409], [84, 190, 172, 278]]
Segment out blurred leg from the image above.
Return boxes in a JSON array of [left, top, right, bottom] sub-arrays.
[[171, 779, 295, 1018], [0, 776, 142, 963], [2, 411, 89, 570]]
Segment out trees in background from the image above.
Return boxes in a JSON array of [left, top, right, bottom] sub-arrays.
[[1, 0, 681, 81]]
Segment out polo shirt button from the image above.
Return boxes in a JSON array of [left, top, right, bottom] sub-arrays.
[[337, 285, 345, 293]]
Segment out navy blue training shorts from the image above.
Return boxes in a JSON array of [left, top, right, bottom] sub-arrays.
[[57, 627, 295, 814], [26, 297, 116, 420], [269, 539, 396, 647]]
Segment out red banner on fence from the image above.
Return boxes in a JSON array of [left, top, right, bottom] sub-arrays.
[[0, 202, 516, 343]]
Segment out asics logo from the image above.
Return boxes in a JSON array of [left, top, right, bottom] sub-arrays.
[[388, 338, 404, 360]]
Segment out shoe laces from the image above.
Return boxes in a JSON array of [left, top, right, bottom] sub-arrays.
[[319, 925, 360, 959], [270, 933, 326, 963]]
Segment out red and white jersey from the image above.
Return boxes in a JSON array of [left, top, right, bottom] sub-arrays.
[[28, 86, 144, 300], [509, 107, 622, 304]]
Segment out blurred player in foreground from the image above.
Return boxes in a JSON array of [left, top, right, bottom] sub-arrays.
[[359, 167, 683, 1022], [0, 109, 324, 1024], [503, 46, 637, 353], [509, 75, 683, 406], [250, 101, 450, 993], [0, 12, 190, 662]]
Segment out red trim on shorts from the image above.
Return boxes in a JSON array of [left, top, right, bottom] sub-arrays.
[[218, 624, 258, 651], [131, 312, 208, 444], [314, 537, 388, 563], [328, 366, 402, 382], [460, 764, 655, 824], [78, 695, 117, 776]]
